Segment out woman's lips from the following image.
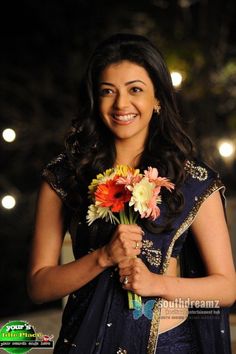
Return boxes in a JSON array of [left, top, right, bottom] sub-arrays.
[[112, 113, 137, 123]]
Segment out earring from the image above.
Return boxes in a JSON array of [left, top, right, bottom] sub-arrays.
[[153, 101, 161, 115]]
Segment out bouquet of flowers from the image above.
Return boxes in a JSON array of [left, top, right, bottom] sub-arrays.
[[86, 165, 174, 309]]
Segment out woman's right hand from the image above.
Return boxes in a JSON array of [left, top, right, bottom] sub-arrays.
[[101, 224, 143, 267]]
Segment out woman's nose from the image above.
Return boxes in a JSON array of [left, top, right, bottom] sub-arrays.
[[114, 92, 130, 109]]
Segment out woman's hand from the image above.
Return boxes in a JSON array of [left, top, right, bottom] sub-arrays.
[[101, 224, 143, 267], [118, 257, 159, 297]]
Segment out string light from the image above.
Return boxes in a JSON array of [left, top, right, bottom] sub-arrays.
[[2, 128, 16, 143]]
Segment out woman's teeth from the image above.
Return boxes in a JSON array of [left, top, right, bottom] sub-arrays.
[[113, 114, 137, 122]]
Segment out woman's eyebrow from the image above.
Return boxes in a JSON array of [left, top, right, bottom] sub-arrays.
[[125, 80, 146, 86], [100, 82, 115, 86], [100, 80, 146, 86]]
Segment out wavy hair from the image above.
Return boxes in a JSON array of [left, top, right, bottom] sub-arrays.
[[65, 33, 195, 232]]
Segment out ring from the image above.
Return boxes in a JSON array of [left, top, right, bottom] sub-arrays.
[[134, 241, 140, 249], [123, 276, 129, 285]]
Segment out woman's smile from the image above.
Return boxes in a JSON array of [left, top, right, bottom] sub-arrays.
[[112, 113, 138, 124], [99, 60, 157, 143]]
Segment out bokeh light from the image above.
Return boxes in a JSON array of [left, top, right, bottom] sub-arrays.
[[218, 141, 235, 158], [2, 128, 16, 143], [1, 195, 16, 209], [171, 71, 183, 87]]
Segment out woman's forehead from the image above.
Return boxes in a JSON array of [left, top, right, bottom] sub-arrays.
[[99, 60, 153, 85]]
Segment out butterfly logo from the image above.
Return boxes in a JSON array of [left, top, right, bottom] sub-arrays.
[[132, 300, 156, 320]]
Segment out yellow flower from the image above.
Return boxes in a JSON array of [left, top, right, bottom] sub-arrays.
[[114, 165, 140, 177], [88, 168, 114, 196]]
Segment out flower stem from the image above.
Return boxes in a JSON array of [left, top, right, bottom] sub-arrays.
[[119, 209, 142, 310], [128, 292, 142, 309]]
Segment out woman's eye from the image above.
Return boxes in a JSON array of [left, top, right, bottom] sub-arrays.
[[99, 88, 113, 96], [130, 87, 142, 93]]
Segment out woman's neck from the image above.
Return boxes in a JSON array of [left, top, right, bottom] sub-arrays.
[[114, 140, 144, 167]]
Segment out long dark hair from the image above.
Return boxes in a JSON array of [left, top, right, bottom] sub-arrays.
[[65, 33, 195, 232]]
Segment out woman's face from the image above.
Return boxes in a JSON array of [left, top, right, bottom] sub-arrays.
[[98, 60, 157, 145]]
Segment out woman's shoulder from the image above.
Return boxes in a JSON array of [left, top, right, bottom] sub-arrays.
[[182, 158, 225, 206], [42, 152, 74, 203]]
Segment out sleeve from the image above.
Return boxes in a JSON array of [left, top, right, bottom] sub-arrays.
[[170, 159, 226, 259], [42, 152, 72, 203], [183, 159, 226, 210]]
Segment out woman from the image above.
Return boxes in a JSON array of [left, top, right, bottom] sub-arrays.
[[28, 33, 236, 353]]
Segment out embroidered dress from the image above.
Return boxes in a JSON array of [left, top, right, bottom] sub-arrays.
[[42, 153, 232, 354]]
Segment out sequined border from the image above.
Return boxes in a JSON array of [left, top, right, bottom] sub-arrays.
[[42, 153, 68, 200], [184, 160, 208, 181], [147, 179, 225, 354], [142, 240, 162, 268], [42, 169, 68, 200], [117, 348, 128, 353]]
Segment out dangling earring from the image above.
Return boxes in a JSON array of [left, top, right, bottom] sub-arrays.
[[153, 101, 161, 115]]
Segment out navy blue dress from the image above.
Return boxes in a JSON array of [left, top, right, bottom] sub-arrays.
[[42, 154, 232, 354]]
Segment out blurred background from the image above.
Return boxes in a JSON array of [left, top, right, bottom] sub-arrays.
[[0, 0, 236, 350]]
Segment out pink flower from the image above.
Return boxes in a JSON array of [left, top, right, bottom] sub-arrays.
[[116, 173, 142, 189], [144, 166, 159, 181], [139, 186, 161, 220], [144, 167, 175, 192], [155, 177, 175, 191]]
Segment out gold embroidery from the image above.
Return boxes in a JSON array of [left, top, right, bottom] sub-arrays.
[[184, 160, 208, 181], [117, 348, 127, 354], [147, 298, 163, 354], [147, 180, 224, 354], [142, 240, 162, 268]]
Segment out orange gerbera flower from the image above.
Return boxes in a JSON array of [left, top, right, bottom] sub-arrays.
[[95, 178, 131, 213]]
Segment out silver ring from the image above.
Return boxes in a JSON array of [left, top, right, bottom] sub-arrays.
[[123, 276, 129, 285]]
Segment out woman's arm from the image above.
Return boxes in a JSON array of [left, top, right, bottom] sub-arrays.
[[119, 191, 236, 306], [28, 182, 143, 303]]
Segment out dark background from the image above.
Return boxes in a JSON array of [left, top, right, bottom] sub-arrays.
[[0, 0, 235, 317]]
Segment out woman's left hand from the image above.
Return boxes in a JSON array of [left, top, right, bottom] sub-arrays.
[[118, 257, 157, 297]]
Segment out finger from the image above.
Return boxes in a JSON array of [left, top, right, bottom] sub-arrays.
[[118, 255, 138, 268], [122, 283, 132, 290], [121, 275, 133, 289], [120, 273, 132, 283], [118, 260, 131, 269], [133, 248, 142, 256], [133, 257, 143, 266], [120, 274, 130, 284], [132, 259, 143, 273], [118, 224, 144, 236], [119, 266, 132, 277], [128, 233, 143, 242], [131, 240, 142, 249], [116, 230, 143, 248], [120, 240, 142, 255], [118, 240, 141, 258]]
